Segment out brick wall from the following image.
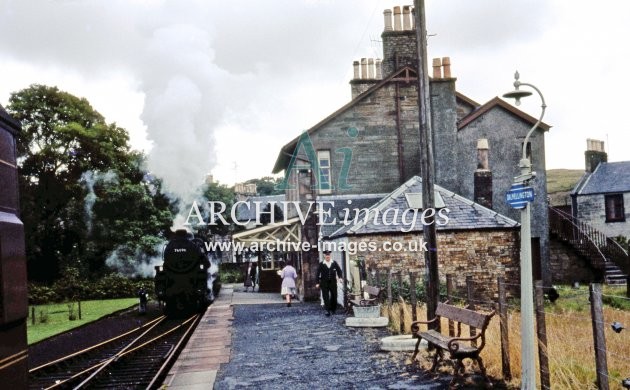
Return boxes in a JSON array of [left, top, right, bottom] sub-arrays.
[[346, 229, 520, 302]]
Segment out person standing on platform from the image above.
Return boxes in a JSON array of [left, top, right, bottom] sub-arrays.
[[280, 260, 298, 307], [316, 250, 342, 316], [244, 261, 256, 292]]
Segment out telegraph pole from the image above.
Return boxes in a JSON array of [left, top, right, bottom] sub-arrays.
[[414, 0, 439, 328]]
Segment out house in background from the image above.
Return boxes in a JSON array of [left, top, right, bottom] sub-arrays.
[[547, 139, 629, 286], [270, 5, 553, 299], [572, 139, 630, 239]]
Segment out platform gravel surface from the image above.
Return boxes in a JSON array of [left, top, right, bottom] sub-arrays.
[[214, 303, 452, 390]]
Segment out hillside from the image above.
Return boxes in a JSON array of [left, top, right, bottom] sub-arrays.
[[546, 169, 585, 206]]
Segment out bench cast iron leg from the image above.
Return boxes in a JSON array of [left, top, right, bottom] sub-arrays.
[[430, 348, 443, 372], [411, 336, 422, 361], [475, 356, 493, 387]]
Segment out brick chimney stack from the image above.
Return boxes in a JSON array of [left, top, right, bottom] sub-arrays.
[[381, 6, 417, 76], [585, 138, 607, 173], [474, 139, 493, 209], [350, 56, 383, 98]]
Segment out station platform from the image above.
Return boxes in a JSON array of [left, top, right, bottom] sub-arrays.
[[162, 285, 287, 389]]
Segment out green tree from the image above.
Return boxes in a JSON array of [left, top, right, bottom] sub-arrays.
[[245, 176, 284, 196], [8, 85, 173, 281], [194, 181, 235, 238]]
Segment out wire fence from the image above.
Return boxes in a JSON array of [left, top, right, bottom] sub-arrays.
[[362, 268, 630, 390]]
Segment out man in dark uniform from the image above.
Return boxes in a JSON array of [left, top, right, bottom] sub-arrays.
[[316, 250, 343, 316]]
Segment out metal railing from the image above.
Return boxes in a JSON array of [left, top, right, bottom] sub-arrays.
[[549, 206, 629, 276]]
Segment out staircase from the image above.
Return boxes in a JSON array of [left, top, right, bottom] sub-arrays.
[[549, 206, 629, 285]]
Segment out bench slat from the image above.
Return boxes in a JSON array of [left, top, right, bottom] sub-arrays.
[[435, 302, 490, 329], [419, 330, 477, 354]]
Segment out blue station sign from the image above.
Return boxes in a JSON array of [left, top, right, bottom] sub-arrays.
[[506, 183, 535, 209]]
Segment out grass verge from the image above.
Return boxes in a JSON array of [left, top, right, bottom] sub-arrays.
[[384, 285, 630, 389], [27, 298, 138, 345]]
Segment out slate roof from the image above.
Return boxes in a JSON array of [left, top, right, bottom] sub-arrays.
[[272, 67, 418, 173], [457, 96, 551, 132], [0, 103, 20, 134], [330, 176, 518, 238], [235, 195, 285, 222], [572, 161, 630, 196], [317, 193, 387, 238]]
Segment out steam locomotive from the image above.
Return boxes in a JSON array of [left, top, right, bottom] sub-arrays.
[[154, 229, 220, 316]]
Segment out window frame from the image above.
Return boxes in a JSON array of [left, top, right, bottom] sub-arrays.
[[604, 193, 625, 223], [317, 150, 332, 194]]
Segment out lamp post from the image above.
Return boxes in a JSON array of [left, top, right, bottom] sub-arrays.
[[503, 71, 546, 390]]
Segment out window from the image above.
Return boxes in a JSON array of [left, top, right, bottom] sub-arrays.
[[317, 150, 332, 194], [605, 194, 625, 222]]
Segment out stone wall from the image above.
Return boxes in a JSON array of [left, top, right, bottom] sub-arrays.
[[346, 229, 520, 303], [455, 106, 551, 284], [548, 237, 597, 284]]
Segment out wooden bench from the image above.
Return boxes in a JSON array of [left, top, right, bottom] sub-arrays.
[[348, 285, 382, 307], [410, 302, 495, 385]]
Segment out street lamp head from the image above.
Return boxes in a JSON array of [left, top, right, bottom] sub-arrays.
[[503, 89, 532, 106], [503, 70, 533, 106]]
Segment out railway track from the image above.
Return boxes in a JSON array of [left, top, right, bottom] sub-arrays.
[[29, 313, 201, 389]]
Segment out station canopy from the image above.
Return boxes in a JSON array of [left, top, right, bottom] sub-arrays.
[[232, 217, 301, 249]]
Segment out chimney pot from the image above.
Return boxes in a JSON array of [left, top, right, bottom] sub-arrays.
[[360, 58, 368, 79], [368, 58, 375, 79], [432, 58, 442, 79], [442, 56, 452, 78], [375, 59, 383, 79], [477, 138, 489, 150], [476, 138, 490, 170], [474, 138, 492, 208], [383, 9, 393, 31], [402, 6, 412, 30], [393, 6, 402, 31], [353, 61, 360, 79]]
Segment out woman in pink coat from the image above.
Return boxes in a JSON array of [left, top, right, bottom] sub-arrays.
[[280, 260, 298, 307]]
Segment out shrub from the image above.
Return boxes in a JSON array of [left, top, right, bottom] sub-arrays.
[[38, 309, 49, 324], [67, 303, 78, 321], [28, 283, 58, 304], [219, 267, 243, 283]]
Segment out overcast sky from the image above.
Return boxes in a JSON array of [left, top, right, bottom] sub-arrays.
[[1, 0, 629, 191]]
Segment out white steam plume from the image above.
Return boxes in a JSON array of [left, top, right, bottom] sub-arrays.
[[81, 170, 119, 235], [105, 242, 166, 278]]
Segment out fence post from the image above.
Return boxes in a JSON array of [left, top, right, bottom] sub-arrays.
[[410, 271, 417, 322], [398, 271, 404, 333], [446, 274, 455, 337], [387, 268, 393, 308], [466, 276, 477, 345], [497, 277, 511, 381], [589, 283, 609, 390], [535, 281, 550, 390], [31, 306, 35, 325], [78, 300, 82, 320]]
